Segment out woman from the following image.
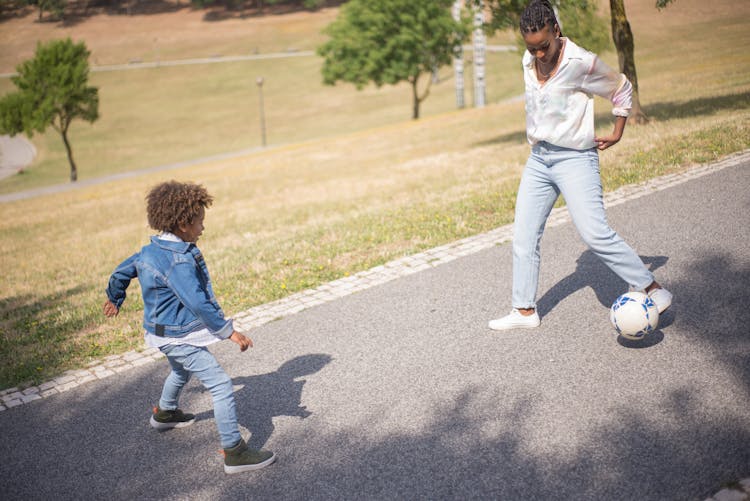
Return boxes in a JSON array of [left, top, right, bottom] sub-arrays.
[[489, 0, 672, 331]]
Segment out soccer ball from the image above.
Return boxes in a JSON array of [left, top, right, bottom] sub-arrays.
[[609, 291, 659, 340]]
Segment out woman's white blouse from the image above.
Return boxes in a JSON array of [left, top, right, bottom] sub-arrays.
[[523, 38, 633, 150]]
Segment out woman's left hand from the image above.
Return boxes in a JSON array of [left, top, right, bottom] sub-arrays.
[[596, 116, 627, 150], [594, 134, 621, 150]]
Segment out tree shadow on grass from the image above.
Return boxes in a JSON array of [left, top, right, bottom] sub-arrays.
[[0, 286, 89, 327], [2, 0, 186, 26], [473, 129, 528, 148], [202, 0, 347, 21], [0, 285, 93, 388], [1, 1, 349, 25], [644, 90, 750, 122], [471, 90, 750, 150]]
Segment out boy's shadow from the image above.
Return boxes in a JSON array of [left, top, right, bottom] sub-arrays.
[[193, 353, 332, 449], [536, 250, 672, 326]]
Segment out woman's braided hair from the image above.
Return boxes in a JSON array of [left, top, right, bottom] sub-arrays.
[[519, 0, 561, 35]]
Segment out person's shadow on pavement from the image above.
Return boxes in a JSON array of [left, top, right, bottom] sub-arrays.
[[536, 250, 669, 318], [229, 353, 332, 449]]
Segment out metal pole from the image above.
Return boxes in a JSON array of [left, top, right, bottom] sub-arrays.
[[256, 76, 266, 147]]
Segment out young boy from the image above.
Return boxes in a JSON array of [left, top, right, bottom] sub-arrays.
[[104, 180, 276, 474]]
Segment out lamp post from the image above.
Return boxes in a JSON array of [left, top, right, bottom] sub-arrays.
[[256, 76, 267, 147]]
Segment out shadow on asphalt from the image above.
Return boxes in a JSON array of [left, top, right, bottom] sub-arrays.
[[673, 251, 750, 390], [191, 353, 332, 450], [1, 251, 748, 499], [536, 250, 670, 348], [536, 250, 668, 313]]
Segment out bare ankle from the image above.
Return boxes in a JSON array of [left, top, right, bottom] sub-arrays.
[[518, 308, 535, 316]]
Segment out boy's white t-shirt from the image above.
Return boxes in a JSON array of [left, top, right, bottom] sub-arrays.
[[144, 232, 222, 349]]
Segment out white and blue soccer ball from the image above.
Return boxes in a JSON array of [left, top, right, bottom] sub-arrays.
[[610, 291, 659, 340]]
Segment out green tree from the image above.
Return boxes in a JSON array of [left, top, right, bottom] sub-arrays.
[[0, 38, 99, 182], [480, 0, 676, 124], [317, 0, 469, 119], [478, 0, 611, 54]]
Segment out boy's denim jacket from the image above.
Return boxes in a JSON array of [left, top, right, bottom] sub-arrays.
[[106, 236, 234, 339]]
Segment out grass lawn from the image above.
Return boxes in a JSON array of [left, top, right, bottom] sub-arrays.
[[0, 0, 749, 390], [0, 49, 521, 193]]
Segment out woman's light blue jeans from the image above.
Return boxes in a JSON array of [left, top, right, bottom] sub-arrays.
[[512, 141, 654, 309], [159, 344, 241, 449]]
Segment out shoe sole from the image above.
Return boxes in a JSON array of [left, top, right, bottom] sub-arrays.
[[488, 319, 540, 331], [149, 415, 195, 430], [224, 453, 277, 474]]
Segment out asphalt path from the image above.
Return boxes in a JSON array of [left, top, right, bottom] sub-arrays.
[[1, 159, 748, 500]]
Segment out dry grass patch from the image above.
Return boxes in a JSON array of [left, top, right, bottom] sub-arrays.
[[1, 0, 749, 389], [0, 5, 339, 73]]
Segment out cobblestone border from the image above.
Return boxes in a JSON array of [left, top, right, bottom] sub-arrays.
[[1, 149, 748, 413], [0, 348, 166, 409]]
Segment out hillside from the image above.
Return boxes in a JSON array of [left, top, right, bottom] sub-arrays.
[[0, 1, 340, 74]]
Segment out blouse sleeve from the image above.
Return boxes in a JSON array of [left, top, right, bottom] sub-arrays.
[[582, 56, 633, 117]]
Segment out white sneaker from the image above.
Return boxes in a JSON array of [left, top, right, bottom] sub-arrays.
[[488, 309, 541, 331], [648, 287, 673, 314]]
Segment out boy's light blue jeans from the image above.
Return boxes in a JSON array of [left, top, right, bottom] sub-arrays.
[[512, 141, 654, 309], [159, 344, 241, 449]]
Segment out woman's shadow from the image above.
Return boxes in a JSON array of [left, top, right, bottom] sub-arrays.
[[535, 251, 673, 344], [192, 353, 332, 449]]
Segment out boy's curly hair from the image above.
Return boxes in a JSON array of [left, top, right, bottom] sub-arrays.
[[146, 181, 213, 233]]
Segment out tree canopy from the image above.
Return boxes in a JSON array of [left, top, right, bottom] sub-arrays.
[[478, 0, 677, 123], [0, 38, 99, 182], [317, 0, 468, 119], [476, 0, 611, 54]]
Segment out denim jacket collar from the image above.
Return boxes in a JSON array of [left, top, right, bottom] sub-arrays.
[[150, 235, 193, 254]]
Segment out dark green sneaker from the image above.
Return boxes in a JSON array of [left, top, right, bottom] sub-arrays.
[[149, 406, 196, 430], [223, 438, 276, 474]]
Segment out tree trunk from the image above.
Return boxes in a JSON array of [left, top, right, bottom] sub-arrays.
[[61, 128, 78, 182], [609, 0, 647, 123], [411, 77, 420, 120], [452, 0, 465, 109], [472, 0, 486, 108]]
